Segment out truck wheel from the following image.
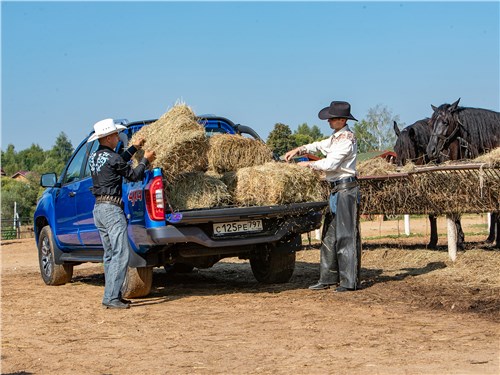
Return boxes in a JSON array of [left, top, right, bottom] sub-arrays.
[[121, 266, 153, 299], [250, 235, 300, 284], [38, 226, 73, 285]]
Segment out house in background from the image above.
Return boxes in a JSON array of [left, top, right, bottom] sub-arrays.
[[11, 171, 30, 183]]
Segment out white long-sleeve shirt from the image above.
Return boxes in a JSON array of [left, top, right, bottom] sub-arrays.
[[302, 125, 357, 182]]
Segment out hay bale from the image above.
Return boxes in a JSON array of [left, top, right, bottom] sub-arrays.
[[166, 172, 232, 210], [357, 158, 398, 177], [208, 134, 274, 173], [130, 103, 209, 180], [234, 162, 325, 206]]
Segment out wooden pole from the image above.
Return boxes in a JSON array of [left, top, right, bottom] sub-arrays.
[[447, 215, 457, 262]]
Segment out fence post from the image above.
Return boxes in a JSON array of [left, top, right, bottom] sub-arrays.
[[446, 215, 457, 262], [404, 214, 410, 236]]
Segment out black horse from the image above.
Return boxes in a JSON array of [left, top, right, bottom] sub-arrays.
[[393, 120, 464, 248], [427, 98, 500, 247], [393, 119, 432, 166], [427, 98, 500, 161]]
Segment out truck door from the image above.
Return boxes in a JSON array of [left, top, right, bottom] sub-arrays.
[[76, 140, 101, 246], [54, 142, 89, 246]]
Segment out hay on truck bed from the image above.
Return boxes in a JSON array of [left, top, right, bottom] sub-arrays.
[[167, 172, 232, 210], [234, 162, 328, 206], [130, 103, 209, 181], [357, 148, 500, 215], [130, 102, 330, 210], [207, 134, 274, 173]]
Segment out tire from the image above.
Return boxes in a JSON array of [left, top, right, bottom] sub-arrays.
[[121, 266, 153, 299], [250, 235, 299, 284], [163, 263, 195, 274], [38, 226, 73, 286]]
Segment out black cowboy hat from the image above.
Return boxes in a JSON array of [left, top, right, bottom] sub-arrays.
[[318, 101, 358, 121]]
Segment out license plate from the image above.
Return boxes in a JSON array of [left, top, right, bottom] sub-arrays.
[[213, 220, 263, 236]]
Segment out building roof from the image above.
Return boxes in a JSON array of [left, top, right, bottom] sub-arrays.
[[11, 170, 30, 179]]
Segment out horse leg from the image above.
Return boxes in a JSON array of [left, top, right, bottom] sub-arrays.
[[454, 215, 465, 250], [486, 212, 497, 243], [494, 213, 500, 249], [428, 215, 438, 249]]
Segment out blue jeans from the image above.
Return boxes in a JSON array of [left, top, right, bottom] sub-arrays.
[[93, 203, 130, 303]]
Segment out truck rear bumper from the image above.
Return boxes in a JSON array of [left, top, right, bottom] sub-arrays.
[[147, 211, 323, 248]]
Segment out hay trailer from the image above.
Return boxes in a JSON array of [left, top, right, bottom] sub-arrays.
[[358, 163, 500, 260]]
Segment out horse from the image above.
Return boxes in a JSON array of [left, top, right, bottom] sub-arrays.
[[393, 120, 464, 248], [393, 119, 432, 166], [427, 98, 500, 161], [427, 98, 500, 247]]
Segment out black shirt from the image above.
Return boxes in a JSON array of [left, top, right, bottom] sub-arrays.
[[89, 144, 149, 197]]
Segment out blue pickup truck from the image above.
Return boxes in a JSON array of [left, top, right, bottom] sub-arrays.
[[34, 116, 327, 298]]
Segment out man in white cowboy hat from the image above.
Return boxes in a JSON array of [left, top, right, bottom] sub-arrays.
[[88, 118, 156, 309], [285, 101, 361, 292]]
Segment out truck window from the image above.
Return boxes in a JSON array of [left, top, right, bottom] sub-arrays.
[[83, 141, 100, 178], [62, 143, 88, 185]]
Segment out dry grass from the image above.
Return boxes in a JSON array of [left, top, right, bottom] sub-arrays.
[[473, 147, 500, 166], [208, 134, 274, 173], [130, 103, 209, 180], [234, 162, 326, 206], [166, 172, 232, 210], [358, 149, 500, 215], [357, 158, 398, 176]]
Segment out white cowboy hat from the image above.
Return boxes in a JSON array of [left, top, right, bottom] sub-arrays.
[[87, 118, 126, 143]]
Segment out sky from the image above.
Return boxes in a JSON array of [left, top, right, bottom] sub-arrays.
[[1, 1, 499, 152]]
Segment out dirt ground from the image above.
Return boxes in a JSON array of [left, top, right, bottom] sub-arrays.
[[1, 214, 499, 374]]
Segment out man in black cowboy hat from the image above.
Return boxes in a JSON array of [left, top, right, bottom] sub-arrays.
[[285, 101, 361, 292]]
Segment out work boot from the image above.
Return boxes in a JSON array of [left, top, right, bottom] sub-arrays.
[[308, 282, 334, 290], [102, 299, 130, 309]]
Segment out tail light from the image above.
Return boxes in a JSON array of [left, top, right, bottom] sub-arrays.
[[145, 176, 165, 221]]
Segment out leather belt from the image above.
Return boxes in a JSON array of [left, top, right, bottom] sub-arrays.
[[95, 195, 124, 209], [328, 177, 358, 192]]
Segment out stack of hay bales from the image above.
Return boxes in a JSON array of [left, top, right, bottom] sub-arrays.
[[131, 103, 325, 210]]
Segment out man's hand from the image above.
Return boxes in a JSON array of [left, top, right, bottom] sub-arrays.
[[284, 147, 303, 162], [297, 161, 313, 168], [133, 137, 146, 149], [144, 150, 156, 163]]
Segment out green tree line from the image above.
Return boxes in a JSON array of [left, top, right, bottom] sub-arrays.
[[1, 132, 74, 219]]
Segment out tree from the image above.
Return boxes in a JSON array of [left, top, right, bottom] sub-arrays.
[[0, 174, 42, 219], [1, 144, 20, 176], [364, 104, 399, 150], [266, 123, 297, 156], [352, 120, 378, 153], [295, 123, 325, 142], [49, 132, 74, 163], [17, 144, 46, 171]]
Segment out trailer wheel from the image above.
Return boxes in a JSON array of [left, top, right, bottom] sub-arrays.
[[250, 235, 300, 283], [121, 266, 153, 298], [38, 226, 73, 285]]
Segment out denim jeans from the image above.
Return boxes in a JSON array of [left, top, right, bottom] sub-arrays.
[[93, 203, 130, 303]]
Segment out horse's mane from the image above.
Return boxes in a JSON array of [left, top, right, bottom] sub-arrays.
[[433, 104, 500, 158]]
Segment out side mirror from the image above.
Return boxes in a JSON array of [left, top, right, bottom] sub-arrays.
[[40, 173, 57, 187]]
